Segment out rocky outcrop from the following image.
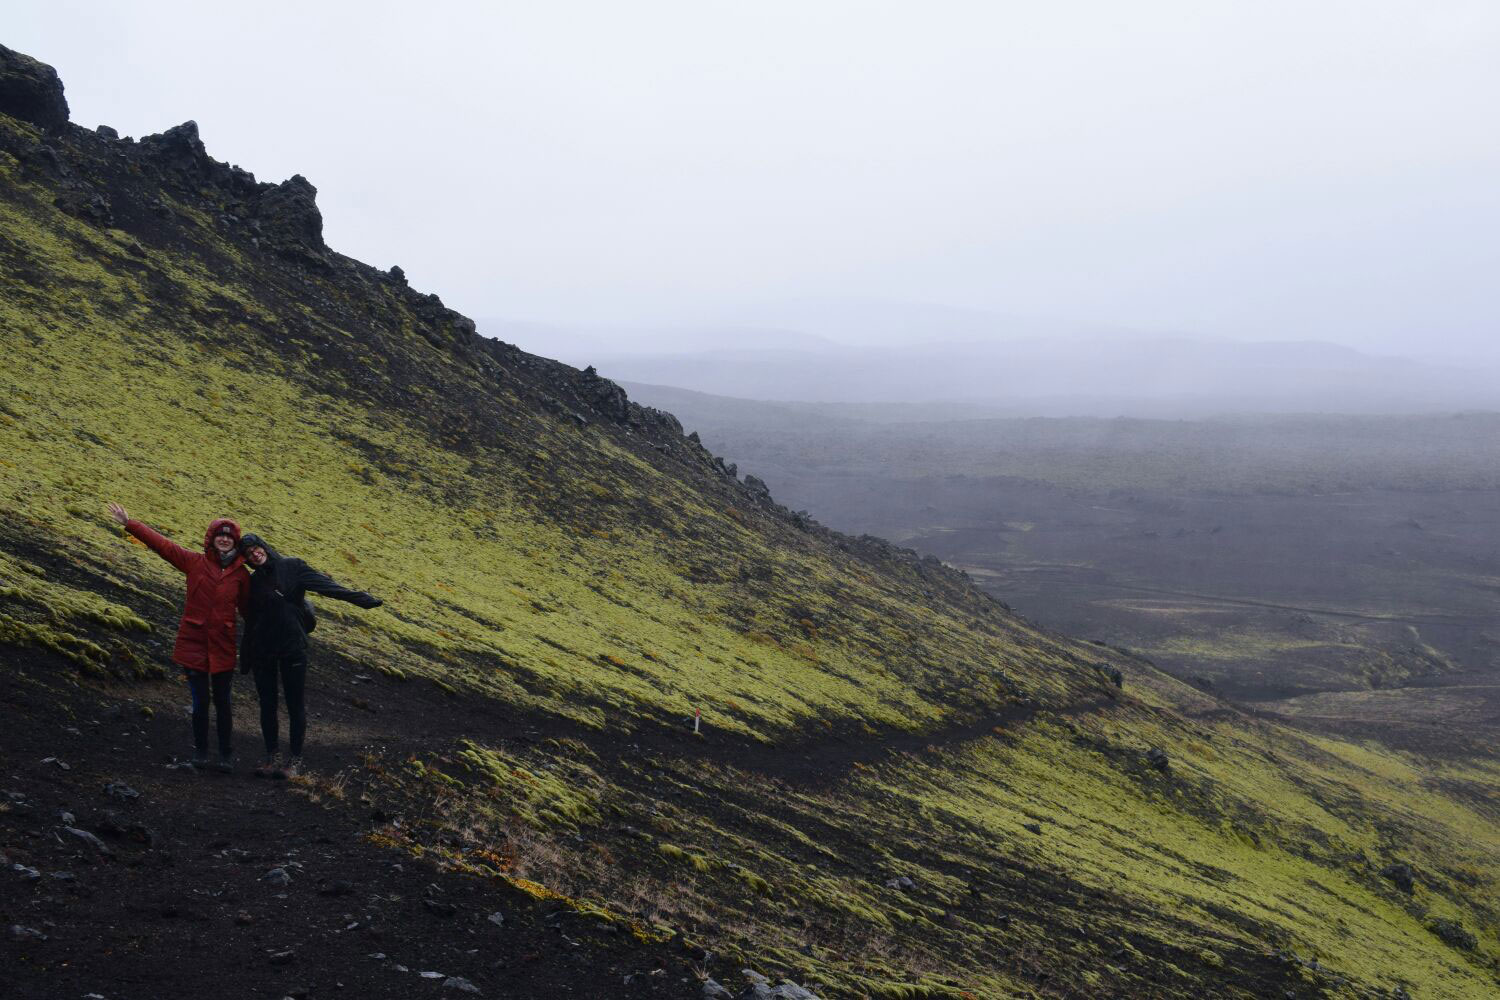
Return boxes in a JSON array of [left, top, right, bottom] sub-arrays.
[[255, 173, 324, 248], [0, 43, 69, 131], [138, 120, 212, 177]]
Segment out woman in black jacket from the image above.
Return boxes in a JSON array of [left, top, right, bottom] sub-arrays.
[[238, 533, 382, 778]]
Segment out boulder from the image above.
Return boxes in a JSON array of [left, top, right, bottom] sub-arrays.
[[0, 45, 69, 131], [256, 174, 324, 247], [139, 121, 211, 176], [1429, 918, 1476, 950], [1379, 862, 1415, 895], [54, 189, 113, 226]]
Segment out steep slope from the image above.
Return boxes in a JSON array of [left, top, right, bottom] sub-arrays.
[[2, 46, 1498, 999]]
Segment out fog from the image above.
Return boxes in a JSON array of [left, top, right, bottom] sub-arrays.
[[11, 1, 1499, 373]]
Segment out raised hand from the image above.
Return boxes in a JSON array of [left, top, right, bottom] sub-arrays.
[[107, 502, 129, 525]]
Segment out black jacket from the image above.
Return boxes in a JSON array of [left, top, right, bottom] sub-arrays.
[[239, 537, 380, 664]]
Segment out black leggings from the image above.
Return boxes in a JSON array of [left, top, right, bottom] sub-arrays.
[[185, 670, 233, 757], [253, 652, 308, 757]]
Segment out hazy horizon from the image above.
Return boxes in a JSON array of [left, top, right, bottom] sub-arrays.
[[10, 1, 1498, 361]]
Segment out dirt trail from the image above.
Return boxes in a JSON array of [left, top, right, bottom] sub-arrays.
[[0, 653, 698, 1000]]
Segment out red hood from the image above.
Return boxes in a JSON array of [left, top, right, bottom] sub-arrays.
[[203, 517, 241, 558]]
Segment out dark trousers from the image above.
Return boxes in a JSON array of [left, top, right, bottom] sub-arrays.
[[185, 669, 233, 757], [253, 652, 308, 757]]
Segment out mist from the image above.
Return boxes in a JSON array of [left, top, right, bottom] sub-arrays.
[[10, 0, 1499, 370]]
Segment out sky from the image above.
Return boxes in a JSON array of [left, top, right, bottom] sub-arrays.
[[9, 1, 1500, 356]]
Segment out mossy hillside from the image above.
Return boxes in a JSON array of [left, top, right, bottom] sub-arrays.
[[0, 112, 1101, 744], [382, 697, 1499, 999]]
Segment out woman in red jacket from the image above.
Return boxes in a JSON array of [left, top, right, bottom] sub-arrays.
[[108, 502, 250, 771]]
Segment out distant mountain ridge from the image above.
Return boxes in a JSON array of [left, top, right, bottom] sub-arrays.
[[487, 314, 1499, 416]]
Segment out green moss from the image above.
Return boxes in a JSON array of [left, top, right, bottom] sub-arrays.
[[3, 115, 1497, 1000], [455, 741, 603, 831]]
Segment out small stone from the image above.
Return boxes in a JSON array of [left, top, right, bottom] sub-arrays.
[[419, 970, 446, 979], [269, 949, 296, 965], [1023, 822, 1043, 835], [443, 977, 480, 993], [423, 897, 457, 918], [486, 911, 505, 928], [702, 979, 733, 999], [58, 810, 75, 825], [9, 924, 47, 941], [263, 867, 292, 886], [368, 952, 386, 960], [62, 826, 114, 856], [104, 782, 140, 800], [12, 863, 41, 879], [235, 911, 254, 925], [770, 983, 822, 1000], [1145, 747, 1170, 771]]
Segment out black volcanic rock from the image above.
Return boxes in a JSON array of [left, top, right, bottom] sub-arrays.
[[1380, 862, 1415, 895], [139, 120, 212, 176], [256, 173, 324, 247], [0, 44, 69, 131]]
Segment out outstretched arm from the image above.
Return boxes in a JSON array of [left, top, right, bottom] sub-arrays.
[[109, 503, 195, 574], [295, 561, 382, 609]]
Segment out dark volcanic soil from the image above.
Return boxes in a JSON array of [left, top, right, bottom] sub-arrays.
[[0, 651, 699, 1000]]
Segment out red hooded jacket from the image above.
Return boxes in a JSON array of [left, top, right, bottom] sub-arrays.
[[126, 517, 250, 673]]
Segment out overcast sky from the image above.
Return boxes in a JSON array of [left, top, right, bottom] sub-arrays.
[[9, 1, 1499, 355]]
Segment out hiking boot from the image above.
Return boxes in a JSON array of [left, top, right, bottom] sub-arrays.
[[213, 755, 234, 774], [190, 751, 210, 770], [254, 754, 281, 779], [278, 757, 303, 780]]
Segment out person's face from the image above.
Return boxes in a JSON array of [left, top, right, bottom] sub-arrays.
[[212, 532, 237, 554], [244, 545, 268, 567]]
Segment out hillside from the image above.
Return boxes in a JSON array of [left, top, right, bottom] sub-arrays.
[[2, 44, 1498, 1000]]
